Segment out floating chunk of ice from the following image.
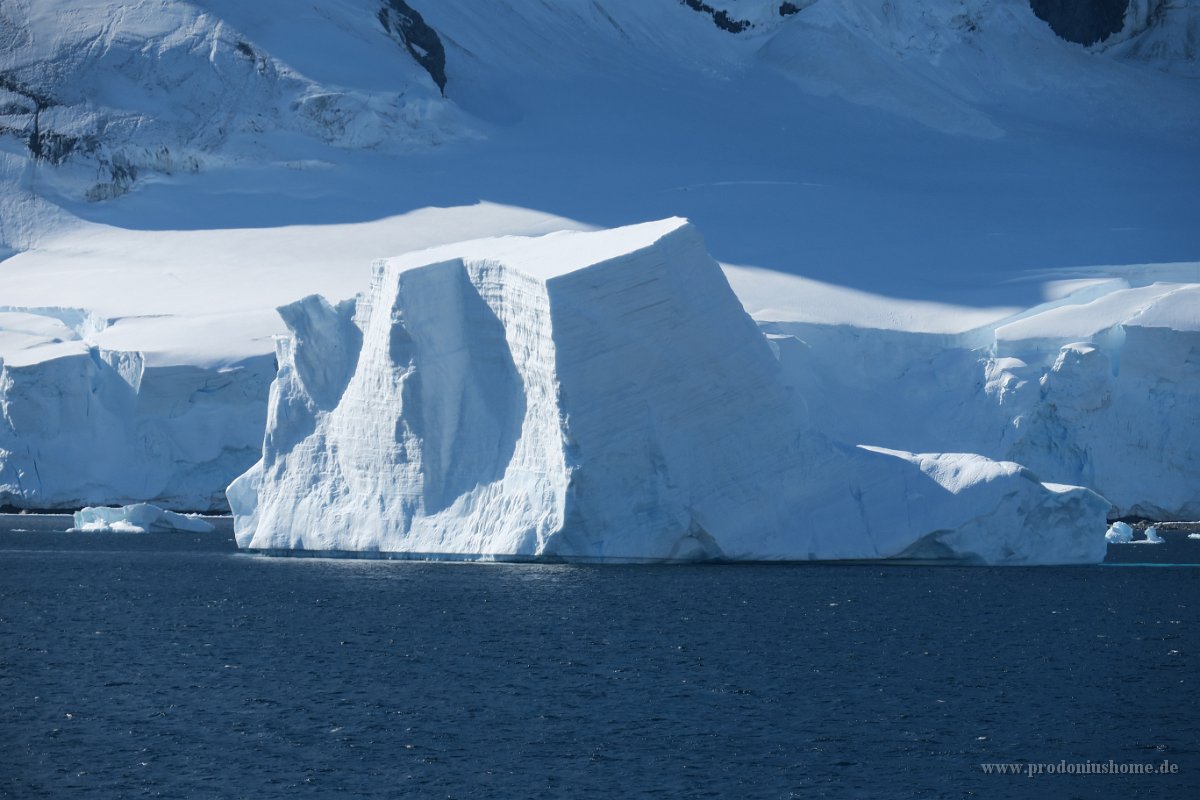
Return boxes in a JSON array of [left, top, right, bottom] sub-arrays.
[[1105, 521, 1134, 543], [69, 503, 215, 534]]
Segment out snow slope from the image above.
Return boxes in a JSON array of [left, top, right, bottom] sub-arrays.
[[230, 220, 1110, 564], [0, 0, 470, 205], [4, 1, 1196, 300]]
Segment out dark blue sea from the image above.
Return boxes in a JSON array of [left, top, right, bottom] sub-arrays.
[[2, 519, 1197, 799]]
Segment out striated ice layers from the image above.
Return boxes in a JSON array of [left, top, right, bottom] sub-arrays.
[[229, 219, 1109, 564]]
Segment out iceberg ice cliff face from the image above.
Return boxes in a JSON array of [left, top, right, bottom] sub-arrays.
[[230, 220, 1109, 564], [0, 312, 271, 512]]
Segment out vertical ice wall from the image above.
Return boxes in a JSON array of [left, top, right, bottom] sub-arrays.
[[757, 281, 1200, 520], [0, 316, 271, 512], [229, 262, 571, 554]]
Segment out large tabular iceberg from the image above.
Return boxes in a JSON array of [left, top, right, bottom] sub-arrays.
[[229, 219, 1109, 564]]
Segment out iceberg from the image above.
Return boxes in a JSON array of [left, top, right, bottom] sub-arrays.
[[1105, 521, 1134, 543], [230, 219, 1109, 564], [69, 503, 215, 534]]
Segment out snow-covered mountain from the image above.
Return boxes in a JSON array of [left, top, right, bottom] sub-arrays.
[[1, 1, 1197, 556], [0, 0, 469, 205]]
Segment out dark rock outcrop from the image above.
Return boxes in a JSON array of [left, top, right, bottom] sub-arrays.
[[378, 1, 447, 94], [680, 0, 752, 34], [1029, 0, 1130, 46], [0, 71, 79, 164]]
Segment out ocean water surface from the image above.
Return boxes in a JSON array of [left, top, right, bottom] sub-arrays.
[[1, 521, 1196, 798]]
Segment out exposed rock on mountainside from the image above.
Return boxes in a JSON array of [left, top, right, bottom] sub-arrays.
[[378, 0, 448, 94], [1029, 0, 1130, 45]]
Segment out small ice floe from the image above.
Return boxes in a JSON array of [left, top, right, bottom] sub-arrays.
[[68, 503, 215, 534], [1189, 533, 1200, 540], [1105, 521, 1134, 543], [1119, 523, 1165, 544]]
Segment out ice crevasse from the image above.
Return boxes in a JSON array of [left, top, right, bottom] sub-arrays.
[[229, 218, 1109, 564]]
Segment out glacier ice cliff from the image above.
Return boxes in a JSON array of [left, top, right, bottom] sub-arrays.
[[0, 309, 271, 512], [738, 275, 1200, 522], [229, 219, 1109, 564]]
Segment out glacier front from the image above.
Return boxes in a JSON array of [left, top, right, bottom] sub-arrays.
[[0, 309, 271, 513], [730, 268, 1200, 521], [229, 219, 1109, 564]]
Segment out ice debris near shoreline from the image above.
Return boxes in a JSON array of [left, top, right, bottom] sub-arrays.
[[69, 503, 215, 534], [230, 219, 1109, 564]]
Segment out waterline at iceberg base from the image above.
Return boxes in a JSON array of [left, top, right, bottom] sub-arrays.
[[228, 219, 1110, 565]]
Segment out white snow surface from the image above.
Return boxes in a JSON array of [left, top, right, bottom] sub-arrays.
[[69, 502, 214, 533], [230, 220, 1110, 564], [0, 0, 472, 204], [0, 204, 584, 368]]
